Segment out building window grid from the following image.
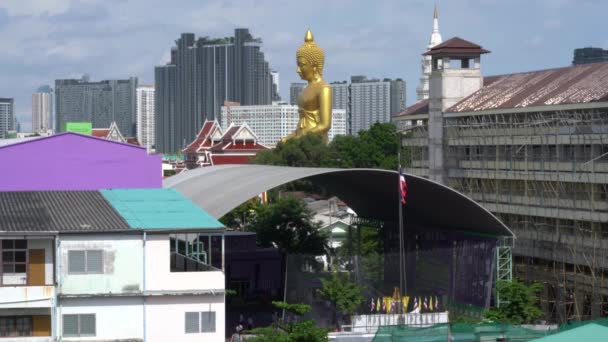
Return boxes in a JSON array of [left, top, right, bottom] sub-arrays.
[[63, 314, 96, 337]]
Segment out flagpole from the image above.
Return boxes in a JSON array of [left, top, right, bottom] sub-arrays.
[[398, 151, 405, 301]]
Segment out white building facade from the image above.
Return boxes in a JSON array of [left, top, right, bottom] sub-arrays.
[[0, 189, 226, 341], [136, 85, 155, 152], [221, 104, 346, 146]]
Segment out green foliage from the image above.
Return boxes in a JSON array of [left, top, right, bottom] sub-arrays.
[[253, 122, 406, 170], [219, 198, 260, 228], [317, 271, 364, 325], [247, 302, 329, 342], [254, 133, 331, 167], [244, 196, 328, 255], [484, 280, 543, 324]]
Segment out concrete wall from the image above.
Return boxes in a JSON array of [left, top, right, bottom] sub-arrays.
[[59, 234, 143, 295], [145, 234, 224, 292], [59, 297, 143, 341], [146, 294, 225, 342]]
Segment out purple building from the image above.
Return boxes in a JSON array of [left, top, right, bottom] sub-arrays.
[[0, 133, 161, 191]]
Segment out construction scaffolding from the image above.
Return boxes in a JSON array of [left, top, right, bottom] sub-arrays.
[[401, 108, 608, 323]]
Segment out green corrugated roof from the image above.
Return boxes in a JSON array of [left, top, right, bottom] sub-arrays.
[[529, 323, 608, 342], [100, 189, 223, 230]]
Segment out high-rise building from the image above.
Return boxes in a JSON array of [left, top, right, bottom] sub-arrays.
[[32, 86, 53, 133], [289, 83, 306, 105], [55, 76, 138, 136], [271, 71, 281, 102], [155, 29, 275, 153], [416, 5, 442, 101], [573, 47, 608, 65], [0, 98, 15, 139], [349, 76, 405, 135], [136, 85, 155, 152], [331, 82, 350, 130], [220, 103, 346, 147]]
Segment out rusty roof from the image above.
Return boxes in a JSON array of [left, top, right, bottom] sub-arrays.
[[449, 62, 608, 113], [424, 37, 490, 56], [393, 99, 429, 118]]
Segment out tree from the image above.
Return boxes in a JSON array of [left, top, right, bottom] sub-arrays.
[[244, 196, 328, 256], [484, 280, 543, 324], [219, 198, 260, 229], [254, 133, 331, 167], [317, 271, 364, 326], [247, 301, 329, 342]]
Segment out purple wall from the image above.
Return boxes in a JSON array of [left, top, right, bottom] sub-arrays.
[[0, 133, 162, 191]]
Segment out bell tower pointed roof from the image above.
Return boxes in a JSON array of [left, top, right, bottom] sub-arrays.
[[429, 4, 442, 49]]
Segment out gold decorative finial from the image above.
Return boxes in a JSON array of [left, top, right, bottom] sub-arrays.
[[434, 4, 438, 19], [305, 29, 314, 43]]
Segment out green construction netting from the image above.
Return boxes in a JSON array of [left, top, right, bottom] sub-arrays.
[[371, 319, 608, 342]]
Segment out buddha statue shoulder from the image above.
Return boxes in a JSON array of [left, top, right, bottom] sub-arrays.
[[283, 30, 332, 142]]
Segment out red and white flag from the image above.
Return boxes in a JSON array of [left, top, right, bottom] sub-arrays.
[[399, 172, 408, 205]]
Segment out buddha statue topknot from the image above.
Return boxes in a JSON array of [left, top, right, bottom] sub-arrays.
[[283, 29, 332, 142]]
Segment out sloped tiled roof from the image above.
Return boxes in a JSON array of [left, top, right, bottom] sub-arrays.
[[0, 191, 130, 232], [92, 129, 110, 138], [424, 37, 490, 56], [392, 99, 429, 118], [183, 120, 221, 153], [448, 62, 608, 113]]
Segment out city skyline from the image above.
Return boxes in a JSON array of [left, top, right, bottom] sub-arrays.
[[0, 0, 606, 131]]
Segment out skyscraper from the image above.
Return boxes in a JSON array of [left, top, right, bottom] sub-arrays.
[[155, 29, 275, 153], [0, 98, 15, 139], [289, 83, 306, 105], [136, 85, 155, 152], [55, 76, 138, 136], [271, 71, 281, 102], [572, 47, 608, 65], [349, 76, 405, 134], [32, 85, 53, 133], [416, 5, 442, 101]]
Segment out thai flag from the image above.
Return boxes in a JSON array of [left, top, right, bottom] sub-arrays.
[[399, 171, 408, 205]]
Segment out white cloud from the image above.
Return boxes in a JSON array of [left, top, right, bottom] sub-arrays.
[[0, 0, 71, 17], [524, 34, 544, 47]]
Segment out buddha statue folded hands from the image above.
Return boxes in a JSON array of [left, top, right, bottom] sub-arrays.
[[283, 29, 333, 143]]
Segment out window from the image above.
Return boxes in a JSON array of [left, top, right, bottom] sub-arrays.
[[63, 314, 95, 337], [185, 312, 216, 333], [0, 317, 32, 337], [68, 250, 103, 274], [2, 239, 27, 274]]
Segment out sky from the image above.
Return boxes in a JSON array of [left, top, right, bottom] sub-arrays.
[[1, 0, 606, 132]]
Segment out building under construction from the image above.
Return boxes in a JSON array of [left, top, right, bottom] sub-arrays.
[[393, 37, 608, 323]]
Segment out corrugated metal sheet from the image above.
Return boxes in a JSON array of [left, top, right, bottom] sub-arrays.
[[0, 191, 130, 232], [449, 62, 608, 112], [100, 188, 223, 230]]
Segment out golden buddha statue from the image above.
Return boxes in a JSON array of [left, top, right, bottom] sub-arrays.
[[283, 29, 332, 142]]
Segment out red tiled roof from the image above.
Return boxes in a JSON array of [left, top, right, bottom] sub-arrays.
[[424, 37, 490, 56], [126, 137, 139, 146], [92, 129, 110, 138], [448, 62, 608, 113], [211, 154, 255, 165], [183, 121, 219, 153]]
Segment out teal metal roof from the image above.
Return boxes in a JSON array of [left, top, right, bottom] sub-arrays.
[[530, 324, 608, 342], [100, 189, 223, 230]]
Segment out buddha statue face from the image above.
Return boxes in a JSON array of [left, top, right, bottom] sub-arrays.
[[296, 30, 325, 82], [297, 57, 316, 81]]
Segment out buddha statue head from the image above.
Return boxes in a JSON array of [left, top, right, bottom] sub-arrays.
[[296, 29, 325, 81]]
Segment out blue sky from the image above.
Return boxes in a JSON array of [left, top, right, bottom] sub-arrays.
[[0, 0, 606, 132]]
